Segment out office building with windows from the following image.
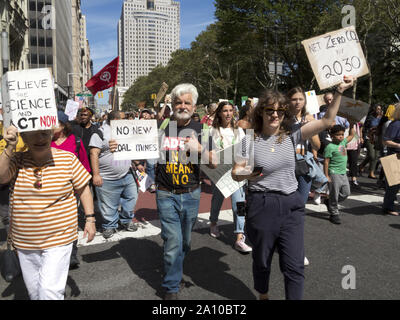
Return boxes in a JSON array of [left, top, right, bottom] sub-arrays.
[[118, 0, 180, 87]]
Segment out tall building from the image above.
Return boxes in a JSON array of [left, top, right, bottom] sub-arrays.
[[0, 0, 29, 74], [118, 0, 180, 87], [28, 0, 72, 102], [27, 0, 91, 103]]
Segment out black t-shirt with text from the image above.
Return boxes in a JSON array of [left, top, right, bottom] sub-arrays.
[[156, 119, 206, 191]]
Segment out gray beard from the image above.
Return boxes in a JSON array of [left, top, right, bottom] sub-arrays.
[[174, 110, 193, 121]]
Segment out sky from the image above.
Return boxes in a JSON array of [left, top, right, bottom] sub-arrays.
[[81, 0, 217, 105]]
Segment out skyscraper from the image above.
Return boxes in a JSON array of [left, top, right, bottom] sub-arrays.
[[118, 0, 180, 87]]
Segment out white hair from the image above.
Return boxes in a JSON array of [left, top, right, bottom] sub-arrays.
[[171, 83, 198, 106]]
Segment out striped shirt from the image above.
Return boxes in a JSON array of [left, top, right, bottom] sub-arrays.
[[238, 129, 302, 194], [9, 148, 91, 250]]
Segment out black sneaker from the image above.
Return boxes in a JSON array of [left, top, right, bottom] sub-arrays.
[[329, 215, 341, 224], [69, 254, 80, 270], [102, 228, 115, 239], [164, 292, 178, 300]]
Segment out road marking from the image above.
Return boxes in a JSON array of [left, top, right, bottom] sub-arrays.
[[76, 193, 384, 247], [77, 209, 234, 247]]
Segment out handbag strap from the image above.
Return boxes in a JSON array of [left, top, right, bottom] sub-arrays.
[[289, 135, 298, 161]]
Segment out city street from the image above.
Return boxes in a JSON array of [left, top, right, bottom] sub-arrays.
[[1, 176, 399, 300]]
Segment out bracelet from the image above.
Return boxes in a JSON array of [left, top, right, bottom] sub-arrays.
[[85, 220, 96, 223], [85, 214, 96, 219]]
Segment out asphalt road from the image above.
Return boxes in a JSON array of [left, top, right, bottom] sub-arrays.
[[1, 176, 399, 300]]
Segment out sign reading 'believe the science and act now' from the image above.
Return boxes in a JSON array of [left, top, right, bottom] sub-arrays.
[[1, 68, 58, 132], [302, 26, 369, 90]]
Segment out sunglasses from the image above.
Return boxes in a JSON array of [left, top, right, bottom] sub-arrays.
[[263, 107, 286, 116], [33, 168, 43, 189]]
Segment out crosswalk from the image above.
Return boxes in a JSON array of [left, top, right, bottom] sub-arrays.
[[77, 193, 384, 247]]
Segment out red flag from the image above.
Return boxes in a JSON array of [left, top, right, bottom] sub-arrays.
[[85, 57, 119, 95]]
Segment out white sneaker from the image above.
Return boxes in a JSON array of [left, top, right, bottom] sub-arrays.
[[313, 192, 321, 205], [210, 224, 220, 238], [234, 235, 252, 253], [304, 256, 310, 266]]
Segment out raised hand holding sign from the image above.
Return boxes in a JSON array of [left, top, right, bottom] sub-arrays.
[[302, 26, 369, 90]]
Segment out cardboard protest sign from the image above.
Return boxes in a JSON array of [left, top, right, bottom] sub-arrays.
[[302, 26, 369, 90], [305, 90, 320, 115], [65, 99, 80, 121], [111, 119, 159, 160], [1, 68, 58, 132], [381, 154, 400, 187], [201, 144, 246, 198], [154, 82, 168, 108], [337, 96, 369, 122]]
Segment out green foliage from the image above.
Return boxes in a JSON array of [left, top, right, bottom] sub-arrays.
[[121, 0, 400, 109]]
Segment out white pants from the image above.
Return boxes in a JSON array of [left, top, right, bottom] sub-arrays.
[[18, 243, 73, 300]]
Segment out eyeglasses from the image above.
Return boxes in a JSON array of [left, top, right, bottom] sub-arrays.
[[33, 168, 43, 189], [263, 107, 286, 116]]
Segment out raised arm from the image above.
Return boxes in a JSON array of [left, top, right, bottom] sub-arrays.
[[301, 76, 354, 141]]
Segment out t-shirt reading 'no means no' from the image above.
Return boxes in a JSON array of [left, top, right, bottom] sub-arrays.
[[156, 119, 210, 191]]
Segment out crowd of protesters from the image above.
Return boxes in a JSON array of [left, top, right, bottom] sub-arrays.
[[1, 76, 400, 301]]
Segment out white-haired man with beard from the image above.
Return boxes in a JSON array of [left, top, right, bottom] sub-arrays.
[[155, 83, 216, 300]]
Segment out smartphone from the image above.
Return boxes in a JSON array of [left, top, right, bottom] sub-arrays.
[[252, 166, 263, 175]]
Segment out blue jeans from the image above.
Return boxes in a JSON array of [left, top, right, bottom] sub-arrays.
[[146, 159, 157, 183], [210, 184, 245, 234], [297, 175, 312, 205], [95, 173, 138, 230], [156, 187, 201, 293], [383, 181, 400, 211]]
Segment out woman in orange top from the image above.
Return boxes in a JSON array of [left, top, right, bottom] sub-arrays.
[[0, 126, 95, 300]]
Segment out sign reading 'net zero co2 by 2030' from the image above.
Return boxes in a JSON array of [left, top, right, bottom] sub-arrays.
[[302, 26, 369, 90]]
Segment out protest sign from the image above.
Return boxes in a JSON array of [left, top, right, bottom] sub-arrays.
[[65, 99, 80, 120], [111, 119, 159, 160], [201, 144, 246, 198], [381, 154, 400, 187], [154, 82, 168, 108], [1, 68, 58, 132], [337, 96, 369, 122], [305, 90, 320, 115], [302, 26, 369, 90]]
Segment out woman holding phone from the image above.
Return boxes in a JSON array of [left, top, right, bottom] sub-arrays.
[[232, 76, 354, 300], [209, 101, 252, 253]]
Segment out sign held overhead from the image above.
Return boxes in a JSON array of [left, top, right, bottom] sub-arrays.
[[302, 26, 369, 90]]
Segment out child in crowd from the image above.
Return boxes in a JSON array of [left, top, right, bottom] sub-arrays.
[[324, 124, 355, 224]]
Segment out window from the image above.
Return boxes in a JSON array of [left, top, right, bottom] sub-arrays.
[[30, 53, 37, 64], [30, 36, 37, 46]]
